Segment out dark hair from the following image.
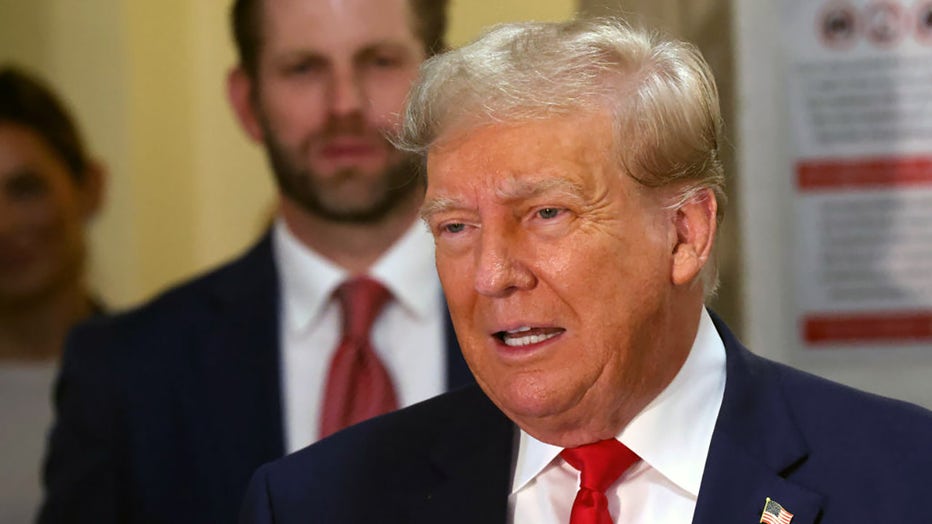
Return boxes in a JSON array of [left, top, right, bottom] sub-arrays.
[[231, 0, 449, 78], [0, 66, 90, 182]]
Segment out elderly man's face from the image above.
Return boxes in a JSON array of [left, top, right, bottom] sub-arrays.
[[424, 113, 710, 446]]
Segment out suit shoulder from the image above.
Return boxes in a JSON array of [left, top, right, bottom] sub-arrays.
[[775, 359, 932, 426], [63, 235, 276, 367], [761, 357, 932, 458], [74, 236, 274, 342], [263, 385, 503, 482]]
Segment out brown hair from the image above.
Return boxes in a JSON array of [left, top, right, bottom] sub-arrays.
[[0, 66, 90, 183], [231, 0, 449, 78]]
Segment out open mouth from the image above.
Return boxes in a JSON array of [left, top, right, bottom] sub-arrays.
[[494, 326, 566, 347]]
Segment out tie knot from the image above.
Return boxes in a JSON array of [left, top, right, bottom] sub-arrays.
[[561, 439, 640, 492], [336, 276, 391, 341]]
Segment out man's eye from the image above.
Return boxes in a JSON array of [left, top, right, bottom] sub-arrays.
[[5, 171, 49, 201], [538, 208, 561, 219], [368, 55, 401, 68], [285, 58, 325, 76], [443, 223, 465, 234]]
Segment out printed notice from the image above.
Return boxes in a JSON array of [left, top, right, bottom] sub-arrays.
[[783, 0, 932, 347]]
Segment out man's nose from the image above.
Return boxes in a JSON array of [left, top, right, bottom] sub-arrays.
[[328, 68, 365, 117], [473, 228, 536, 297]]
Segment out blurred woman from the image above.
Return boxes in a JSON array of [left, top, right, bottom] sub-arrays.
[[0, 66, 104, 360]]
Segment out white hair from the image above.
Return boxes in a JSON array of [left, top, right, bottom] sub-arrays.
[[397, 17, 726, 296]]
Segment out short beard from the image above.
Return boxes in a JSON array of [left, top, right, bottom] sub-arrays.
[[261, 119, 424, 225]]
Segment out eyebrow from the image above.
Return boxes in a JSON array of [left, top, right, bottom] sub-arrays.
[[420, 176, 587, 221], [355, 42, 417, 59], [419, 196, 460, 222], [275, 41, 413, 64]]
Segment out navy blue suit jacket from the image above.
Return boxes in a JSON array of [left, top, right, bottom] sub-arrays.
[[38, 233, 472, 524], [240, 313, 932, 523]]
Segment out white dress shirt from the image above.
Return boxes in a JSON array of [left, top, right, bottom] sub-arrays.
[[509, 308, 727, 524], [273, 218, 446, 452]]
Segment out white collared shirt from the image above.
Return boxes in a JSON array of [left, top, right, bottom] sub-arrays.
[[508, 308, 727, 523], [274, 218, 447, 452]]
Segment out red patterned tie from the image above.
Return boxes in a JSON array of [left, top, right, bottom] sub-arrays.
[[560, 439, 640, 524], [319, 276, 398, 439]]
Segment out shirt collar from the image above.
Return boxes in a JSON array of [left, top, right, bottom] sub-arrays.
[[273, 218, 440, 334], [368, 219, 438, 319], [511, 308, 727, 496]]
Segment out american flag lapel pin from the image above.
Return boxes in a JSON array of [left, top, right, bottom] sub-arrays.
[[759, 497, 794, 524]]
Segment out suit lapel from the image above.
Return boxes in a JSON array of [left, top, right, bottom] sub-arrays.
[[694, 431, 823, 524], [692, 313, 823, 524], [405, 387, 514, 524], [198, 234, 285, 500]]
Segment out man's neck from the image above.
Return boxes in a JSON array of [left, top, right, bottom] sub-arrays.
[[279, 195, 423, 274]]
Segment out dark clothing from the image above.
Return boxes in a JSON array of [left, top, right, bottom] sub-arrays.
[[240, 314, 932, 524], [39, 234, 471, 523]]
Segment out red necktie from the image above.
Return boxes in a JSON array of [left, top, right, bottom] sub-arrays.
[[560, 439, 640, 524], [319, 276, 398, 439]]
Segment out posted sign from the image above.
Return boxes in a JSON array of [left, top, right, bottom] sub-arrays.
[[784, 0, 932, 347]]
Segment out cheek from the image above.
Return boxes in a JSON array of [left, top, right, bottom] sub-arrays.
[[437, 251, 475, 306], [11, 198, 61, 236], [541, 233, 626, 296], [263, 86, 327, 135], [38, 198, 80, 245], [544, 228, 671, 337], [365, 74, 417, 125], [436, 250, 484, 344]]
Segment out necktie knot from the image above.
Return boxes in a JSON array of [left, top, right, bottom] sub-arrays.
[[561, 439, 639, 492], [561, 439, 640, 524], [336, 276, 391, 342]]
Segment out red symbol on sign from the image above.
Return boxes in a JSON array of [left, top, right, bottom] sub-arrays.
[[864, 1, 907, 47], [818, 1, 859, 49]]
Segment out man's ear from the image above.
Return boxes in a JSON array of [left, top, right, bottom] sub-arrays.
[[227, 66, 264, 143], [670, 188, 717, 287]]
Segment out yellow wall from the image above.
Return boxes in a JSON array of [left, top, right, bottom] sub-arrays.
[[0, 0, 575, 309], [449, 0, 576, 46]]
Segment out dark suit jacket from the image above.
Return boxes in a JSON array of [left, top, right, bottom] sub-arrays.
[[38, 233, 472, 524], [240, 313, 932, 524]]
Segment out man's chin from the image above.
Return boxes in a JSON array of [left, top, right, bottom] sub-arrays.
[[290, 187, 418, 224]]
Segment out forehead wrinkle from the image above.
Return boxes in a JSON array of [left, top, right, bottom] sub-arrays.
[[420, 175, 590, 222], [420, 164, 594, 223], [493, 175, 587, 203]]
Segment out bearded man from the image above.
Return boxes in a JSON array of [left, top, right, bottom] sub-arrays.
[[39, 1, 471, 522]]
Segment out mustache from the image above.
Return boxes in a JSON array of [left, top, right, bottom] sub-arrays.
[[321, 112, 385, 137], [301, 113, 395, 153]]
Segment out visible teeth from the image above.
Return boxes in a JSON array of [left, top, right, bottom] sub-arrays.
[[502, 331, 559, 347], [507, 326, 532, 334]]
